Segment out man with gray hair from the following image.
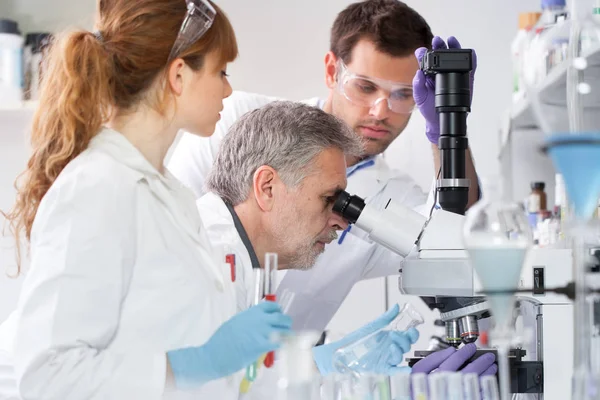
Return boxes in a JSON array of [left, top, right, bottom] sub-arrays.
[[196, 101, 420, 386], [204, 100, 360, 273]]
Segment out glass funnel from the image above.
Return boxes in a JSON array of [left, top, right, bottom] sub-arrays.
[[462, 178, 533, 400]]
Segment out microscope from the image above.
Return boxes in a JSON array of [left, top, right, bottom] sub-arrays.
[[333, 48, 574, 397]]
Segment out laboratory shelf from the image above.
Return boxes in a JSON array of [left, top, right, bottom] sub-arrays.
[[509, 44, 600, 131], [510, 96, 537, 130]]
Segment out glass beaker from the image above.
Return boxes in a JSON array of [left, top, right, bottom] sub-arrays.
[[276, 330, 321, 400], [332, 303, 424, 375]]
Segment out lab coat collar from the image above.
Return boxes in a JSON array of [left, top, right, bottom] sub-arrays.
[[223, 201, 261, 270], [346, 156, 375, 177], [90, 128, 175, 187], [345, 155, 395, 199]]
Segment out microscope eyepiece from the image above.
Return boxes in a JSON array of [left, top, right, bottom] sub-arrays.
[[332, 190, 365, 224]]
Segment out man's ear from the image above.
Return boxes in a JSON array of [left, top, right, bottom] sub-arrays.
[[253, 166, 278, 212], [324, 51, 338, 90]]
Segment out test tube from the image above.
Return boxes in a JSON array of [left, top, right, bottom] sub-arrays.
[[480, 376, 500, 400], [264, 252, 278, 301], [390, 372, 411, 400], [446, 372, 464, 400], [462, 373, 481, 400], [263, 252, 278, 368], [411, 373, 429, 400], [428, 372, 449, 400]]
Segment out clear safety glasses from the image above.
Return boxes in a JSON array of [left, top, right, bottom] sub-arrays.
[[336, 60, 416, 114], [168, 0, 216, 62]]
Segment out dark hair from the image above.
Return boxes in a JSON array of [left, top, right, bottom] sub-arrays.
[[330, 0, 433, 63], [3, 0, 237, 274]]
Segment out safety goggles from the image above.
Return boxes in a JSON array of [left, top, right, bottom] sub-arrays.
[[168, 0, 216, 62], [336, 61, 416, 114]]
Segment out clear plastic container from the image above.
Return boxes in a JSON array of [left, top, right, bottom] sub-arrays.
[[0, 19, 24, 106], [537, 0, 568, 28], [512, 12, 542, 100], [332, 303, 424, 374]]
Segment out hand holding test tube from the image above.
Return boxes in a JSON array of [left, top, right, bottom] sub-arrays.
[[240, 253, 295, 393]]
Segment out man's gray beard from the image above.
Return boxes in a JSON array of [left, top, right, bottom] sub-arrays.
[[286, 242, 322, 271], [287, 231, 339, 271]]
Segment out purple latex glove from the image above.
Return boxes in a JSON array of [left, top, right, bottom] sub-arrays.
[[413, 36, 478, 145], [411, 343, 497, 376]]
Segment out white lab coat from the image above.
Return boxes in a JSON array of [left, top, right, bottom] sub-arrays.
[[10, 128, 242, 400], [195, 192, 294, 400], [0, 312, 18, 400], [195, 191, 258, 314], [168, 91, 435, 333]]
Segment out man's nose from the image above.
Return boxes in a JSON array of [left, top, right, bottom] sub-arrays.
[[330, 212, 349, 231], [369, 97, 391, 120]]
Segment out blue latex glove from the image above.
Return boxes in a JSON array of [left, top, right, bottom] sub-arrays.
[[411, 343, 497, 376], [413, 36, 478, 144], [312, 304, 420, 376], [167, 301, 292, 389]]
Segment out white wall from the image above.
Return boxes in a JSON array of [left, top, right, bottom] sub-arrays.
[[1, 0, 541, 343], [1, 0, 95, 32], [0, 111, 33, 322]]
